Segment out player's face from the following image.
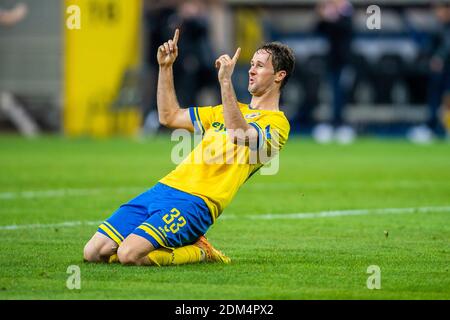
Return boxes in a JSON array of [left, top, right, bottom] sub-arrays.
[[248, 50, 277, 96]]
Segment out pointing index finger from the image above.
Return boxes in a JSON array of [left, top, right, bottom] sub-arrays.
[[232, 47, 241, 63], [173, 28, 179, 45]]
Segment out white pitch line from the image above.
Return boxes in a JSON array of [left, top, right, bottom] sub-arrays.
[[0, 189, 101, 200], [222, 206, 450, 220], [0, 220, 102, 231], [0, 187, 143, 200], [246, 180, 450, 190], [0, 206, 449, 231], [2, 180, 449, 200]]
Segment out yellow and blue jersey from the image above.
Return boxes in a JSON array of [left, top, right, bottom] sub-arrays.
[[98, 102, 290, 249], [160, 102, 290, 222]]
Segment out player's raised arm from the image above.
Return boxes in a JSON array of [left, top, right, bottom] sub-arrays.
[[156, 29, 193, 131], [216, 48, 258, 145]]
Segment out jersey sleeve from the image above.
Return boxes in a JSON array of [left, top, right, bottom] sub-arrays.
[[248, 113, 290, 152], [188, 106, 215, 135]]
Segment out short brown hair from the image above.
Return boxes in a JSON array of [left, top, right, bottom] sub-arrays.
[[257, 42, 295, 89]]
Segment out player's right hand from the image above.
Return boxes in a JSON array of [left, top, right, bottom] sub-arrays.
[[157, 29, 179, 67]]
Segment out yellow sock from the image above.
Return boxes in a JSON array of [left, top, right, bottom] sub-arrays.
[[148, 246, 205, 266], [172, 245, 204, 265], [148, 248, 173, 266], [108, 253, 119, 264]]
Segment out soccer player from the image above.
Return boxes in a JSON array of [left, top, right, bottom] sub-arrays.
[[83, 29, 295, 266]]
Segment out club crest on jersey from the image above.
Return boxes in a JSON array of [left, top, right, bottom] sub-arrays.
[[245, 113, 260, 119]]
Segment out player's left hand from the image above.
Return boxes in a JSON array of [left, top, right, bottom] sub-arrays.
[[215, 47, 241, 83]]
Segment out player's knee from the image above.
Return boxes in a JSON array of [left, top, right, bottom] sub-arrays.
[[83, 241, 101, 262], [117, 245, 141, 265], [83, 237, 117, 263]]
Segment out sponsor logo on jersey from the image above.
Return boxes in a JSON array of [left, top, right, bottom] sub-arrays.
[[245, 113, 261, 119]]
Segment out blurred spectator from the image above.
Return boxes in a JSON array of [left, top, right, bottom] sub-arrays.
[[408, 3, 450, 143], [173, 0, 218, 107], [312, 0, 356, 144], [142, 0, 219, 134], [142, 0, 180, 134], [0, 2, 39, 138], [0, 2, 27, 26], [207, 0, 231, 56]]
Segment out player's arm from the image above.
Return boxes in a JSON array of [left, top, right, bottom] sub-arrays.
[[216, 48, 259, 145], [156, 29, 193, 131]]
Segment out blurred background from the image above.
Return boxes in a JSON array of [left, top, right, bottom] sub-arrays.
[[0, 0, 449, 144]]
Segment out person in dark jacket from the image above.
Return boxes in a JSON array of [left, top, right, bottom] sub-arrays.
[[313, 0, 355, 144], [408, 3, 450, 143]]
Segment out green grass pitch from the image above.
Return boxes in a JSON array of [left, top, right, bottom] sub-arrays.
[[0, 135, 449, 299]]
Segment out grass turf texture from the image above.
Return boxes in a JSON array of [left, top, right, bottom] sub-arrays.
[[0, 135, 449, 299]]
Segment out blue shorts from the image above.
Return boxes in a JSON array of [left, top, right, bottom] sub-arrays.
[[97, 183, 213, 249]]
